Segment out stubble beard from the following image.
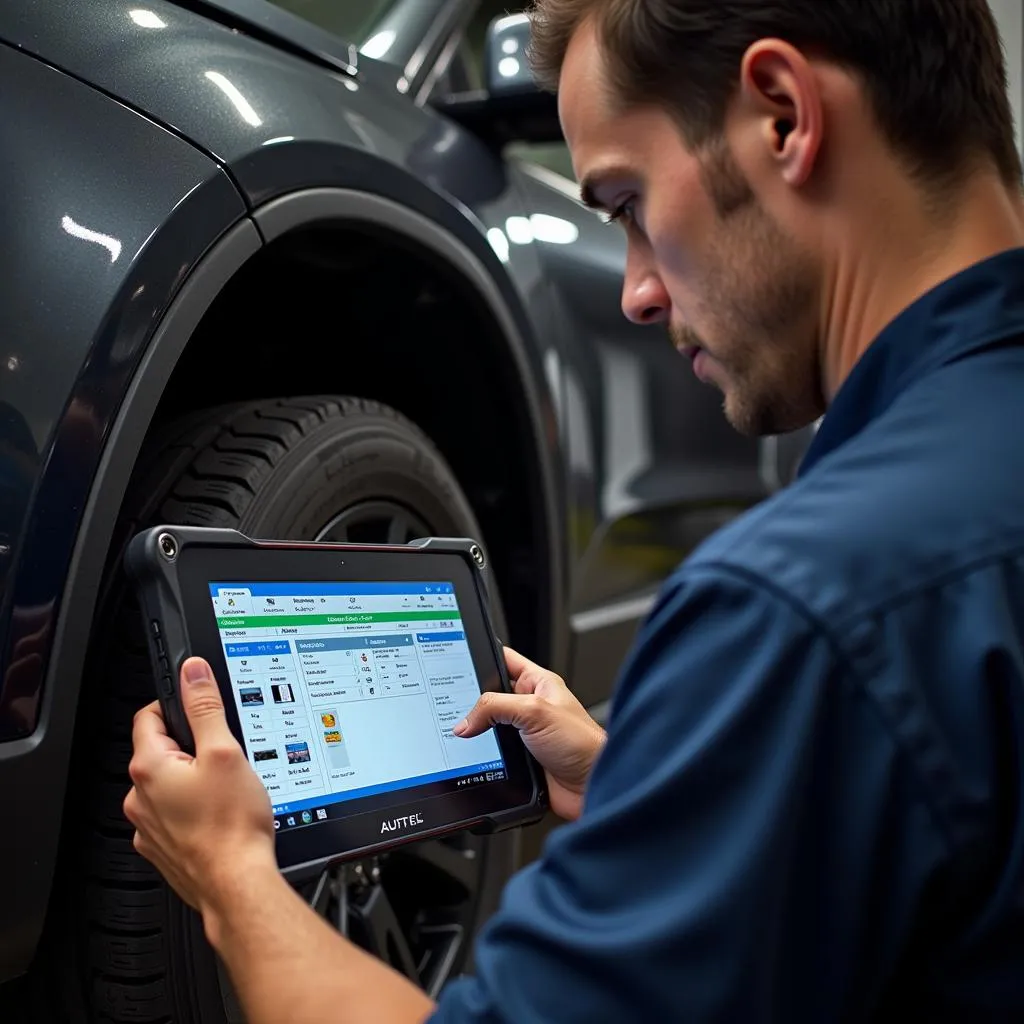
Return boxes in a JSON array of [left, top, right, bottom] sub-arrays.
[[679, 138, 824, 437]]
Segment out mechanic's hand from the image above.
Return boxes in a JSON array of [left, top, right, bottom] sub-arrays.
[[124, 657, 276, 916], [454, 647, 606, 820]]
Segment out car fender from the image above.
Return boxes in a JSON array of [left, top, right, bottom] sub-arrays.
[[0, 39, 252, 981]]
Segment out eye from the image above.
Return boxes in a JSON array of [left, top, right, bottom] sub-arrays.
[[603, 196, 637, 227]]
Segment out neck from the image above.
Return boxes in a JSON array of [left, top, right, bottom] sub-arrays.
[[821, 167, 1024, 399]]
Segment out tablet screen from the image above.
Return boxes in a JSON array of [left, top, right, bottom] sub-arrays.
[[208, 581, 506, 832]]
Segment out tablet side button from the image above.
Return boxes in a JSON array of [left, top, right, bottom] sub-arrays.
[[151, 619, 166, 657]]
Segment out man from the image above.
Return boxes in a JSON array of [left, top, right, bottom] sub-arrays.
[[125, 0, 1024, 1019]]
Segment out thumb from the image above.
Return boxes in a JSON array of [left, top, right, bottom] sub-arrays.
[[179, 657, 232, 751], [453, 691, 541, 738]]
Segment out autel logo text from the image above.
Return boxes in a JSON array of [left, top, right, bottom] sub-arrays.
[[380, 812, 424, 834]]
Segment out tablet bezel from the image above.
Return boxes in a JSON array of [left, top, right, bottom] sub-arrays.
[[172, 540, 540, 878]]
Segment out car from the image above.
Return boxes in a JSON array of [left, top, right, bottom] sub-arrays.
[[0, 0, 810, 1019]]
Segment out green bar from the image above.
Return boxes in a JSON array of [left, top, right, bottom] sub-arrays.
[[216, 610, 461, 629]]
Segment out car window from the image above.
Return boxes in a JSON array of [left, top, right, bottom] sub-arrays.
[[436, 0, 578, 183]]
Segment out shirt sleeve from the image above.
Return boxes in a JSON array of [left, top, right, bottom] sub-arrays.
[[429, 564, 953, 1023]]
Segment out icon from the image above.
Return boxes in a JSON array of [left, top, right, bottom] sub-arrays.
[[321, 712, 337, 728], [349, 597, 356, 604], [301, 810, 313, 824], [316, 808, 328, 821], [274, 820, 280, 830], [266, 598, 276, 606], [286, 816, 296, 827], [241, 659, 248, 666], [419, 596, 425, 602], [369, 686, 375, 695], [227, 598, 235, 607], [360, 653, 368, 663]]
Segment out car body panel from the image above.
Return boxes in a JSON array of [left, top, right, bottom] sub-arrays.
[[0, 37, 250, 978], [0, 37, 246, 741]]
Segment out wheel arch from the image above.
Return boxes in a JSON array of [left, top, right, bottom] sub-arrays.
[[3, 189, 564, 980]]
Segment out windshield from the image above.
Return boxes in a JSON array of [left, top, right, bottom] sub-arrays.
[[267, 0, 399, 50]]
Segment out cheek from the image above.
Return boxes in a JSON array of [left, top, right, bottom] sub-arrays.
[[643, 186, 711, 294]]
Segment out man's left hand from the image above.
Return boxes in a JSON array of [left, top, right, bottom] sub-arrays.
[[123, 656, 277, 917]]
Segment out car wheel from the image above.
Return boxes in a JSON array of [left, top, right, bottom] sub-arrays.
[[59, 396, 517, 1023]]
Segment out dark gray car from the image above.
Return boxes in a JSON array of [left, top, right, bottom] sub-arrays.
[[0, 1, 809, 1019]]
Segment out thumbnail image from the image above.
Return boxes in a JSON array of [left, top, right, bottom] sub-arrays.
[[320, 712, 337, 728], [272, 683, 295, 704], [239, 687, 264, 707], [253, 748, 279, 763], [286, 742, 312, 765], [323, 730, 342, 744]]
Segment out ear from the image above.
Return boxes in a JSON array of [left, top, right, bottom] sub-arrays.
[[737, 39, 823, 188]]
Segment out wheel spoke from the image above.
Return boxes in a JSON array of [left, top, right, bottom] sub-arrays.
[[308, 864, 350, 938], [386, 511, 410, 544], [418, 923, 465, 1000], [315, 499, 430, 545], [349, 882, 420, 982]]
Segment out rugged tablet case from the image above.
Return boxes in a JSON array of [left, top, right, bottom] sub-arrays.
[[124, 525, 547, 835]]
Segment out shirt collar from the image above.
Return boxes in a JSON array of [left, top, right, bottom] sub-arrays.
[[798, 246, 1024, 477]]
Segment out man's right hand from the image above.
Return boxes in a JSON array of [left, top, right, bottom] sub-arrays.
[[454, 647, 607, 820]]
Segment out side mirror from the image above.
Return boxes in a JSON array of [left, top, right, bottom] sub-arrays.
[[483, 13, 536, 97], [433, 13, 562, 147]]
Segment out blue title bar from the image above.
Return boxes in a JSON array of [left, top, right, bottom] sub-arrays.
[[225, 640, 292, 658], [210, 581, 454, 597]]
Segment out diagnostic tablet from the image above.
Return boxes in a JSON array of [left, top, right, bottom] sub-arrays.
[[124, 526, 546, 878]]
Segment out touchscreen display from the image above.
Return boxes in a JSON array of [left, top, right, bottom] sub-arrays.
[[208, 581, 506, 832]]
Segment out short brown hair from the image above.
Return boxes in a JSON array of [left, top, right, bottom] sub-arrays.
[[529, 0, 1022, 190]]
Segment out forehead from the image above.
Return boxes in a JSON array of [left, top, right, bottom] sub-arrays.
[[556, 18, 619, 156], [557, 20, 693, 203]]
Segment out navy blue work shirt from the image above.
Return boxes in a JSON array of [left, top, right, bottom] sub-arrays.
[[432, 249, 1024, 1022]]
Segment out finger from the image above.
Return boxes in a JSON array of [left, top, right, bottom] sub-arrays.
[[453, 691, 542, 738], [179, 657, 238, 755], [503, 646, 544, 694], [123, 786, 140, 826]]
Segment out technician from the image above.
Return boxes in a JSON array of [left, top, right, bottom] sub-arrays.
[[125, 0, 1024, 1020]]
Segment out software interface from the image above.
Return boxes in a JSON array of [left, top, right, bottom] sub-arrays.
[[209, 581, 506, 824]]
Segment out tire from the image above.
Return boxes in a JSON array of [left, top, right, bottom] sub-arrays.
[[51, 396, 518, 1023]]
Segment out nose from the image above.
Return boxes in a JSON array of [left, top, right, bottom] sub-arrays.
[[621, 248, 670, 325]]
